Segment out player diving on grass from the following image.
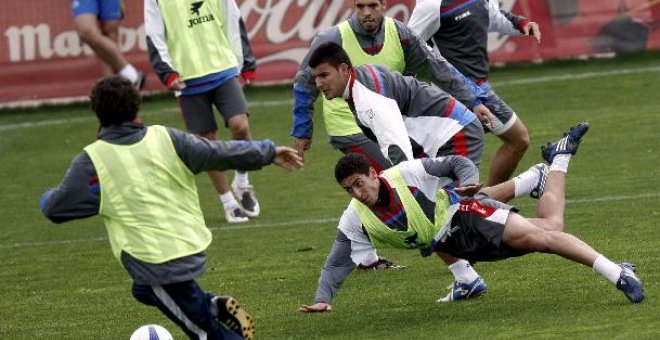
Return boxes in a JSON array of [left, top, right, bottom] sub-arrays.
[[298, 122, 644, 312], [307, 41, 492, 298]]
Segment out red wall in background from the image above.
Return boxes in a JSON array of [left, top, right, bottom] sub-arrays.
[[2, 0, 659, 105]]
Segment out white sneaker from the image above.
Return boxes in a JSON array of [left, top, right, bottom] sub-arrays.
[[231, 183, 260, 218], [225, 205, 248, 223], [529, 163, 548, 199]]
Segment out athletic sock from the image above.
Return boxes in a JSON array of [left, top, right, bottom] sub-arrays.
[[219, 192, 238, 209], [233, 171, 249, 188], [513, 166, 540, 197], [550, 154, 571, 174], [593, 254, 622, 284], [448, 259, 480, 284], [119, 64, 139, 83]]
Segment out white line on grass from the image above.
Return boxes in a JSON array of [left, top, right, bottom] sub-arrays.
[[3, 192, 659, 250], [2, 65, 660, 132], [495, 66, 660, 87], [0, 99, 293, 132]]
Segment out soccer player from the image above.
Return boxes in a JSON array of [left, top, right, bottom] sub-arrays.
[[408, 0, 541, 185], [145, 0, 260, 223], [309, 42, 485, 169], [40, 76, 303, 339], [71, 0, 145, 88], [309, 41, 493, 285], [298, 122, 644, 312], [292, 0, 494, 170]]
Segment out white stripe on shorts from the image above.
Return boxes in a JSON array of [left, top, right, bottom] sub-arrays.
[[152, 285, 208, 340]]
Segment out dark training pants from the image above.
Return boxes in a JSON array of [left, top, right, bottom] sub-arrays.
[[132, 280, 241, 340]]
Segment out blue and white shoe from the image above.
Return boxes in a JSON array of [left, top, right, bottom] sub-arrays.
[[437, 277, 488, 303], [541, 122, 590, 163], [529, 163, 548, 199], [616, 263, 644, 304]]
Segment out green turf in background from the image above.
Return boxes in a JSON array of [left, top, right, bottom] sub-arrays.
[[1, 52, 659, 339]]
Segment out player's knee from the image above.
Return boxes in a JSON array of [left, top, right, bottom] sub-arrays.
[[505, 132, 530, 154], [198, 130, 218, 140], [228, 116, 250, 139], [547, 216, 565, 232], [76, 26, 102, 44]]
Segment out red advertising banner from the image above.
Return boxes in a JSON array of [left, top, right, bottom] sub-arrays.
[[1, 0, 660, 106]]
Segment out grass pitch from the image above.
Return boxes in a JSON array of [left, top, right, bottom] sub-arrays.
[[1, 52, 659, 339]]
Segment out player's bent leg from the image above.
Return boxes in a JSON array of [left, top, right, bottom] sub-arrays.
[[503, 213, 645, 303], [133, 281, 240, 340], [487, 119, 530, 186], [227, 113, 252, 141], [199, 130, 249, 223], [503, 213, 597, 265], [73, 14, 127, 72], [479, 163, 547, 203], [227, 114, 260, 218], [528, 170, 566, 231]]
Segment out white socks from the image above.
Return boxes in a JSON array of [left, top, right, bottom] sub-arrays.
[[593, 254, 622, 284], [221, 172, 250, 208], [550, 154, 571, 174], [233, 171, 249, 188], [219, 191, 238, 209], [119, 64, 139, 83], [448, 259, 480, 283], [513, 166, 541, 197]]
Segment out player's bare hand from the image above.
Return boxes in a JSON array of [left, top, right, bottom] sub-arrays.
[[473, 104, 495, 130], [298, 302, 332, 313], [294, 138, 312, 161], [523, 21, 541, 44], [168, 77, 186, 91], [454, 183, 483, 197], [273, 147, 303, 171]]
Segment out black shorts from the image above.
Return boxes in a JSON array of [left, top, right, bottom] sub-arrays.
[[435, 194, 528, 263], [178, 77, 248, 134]]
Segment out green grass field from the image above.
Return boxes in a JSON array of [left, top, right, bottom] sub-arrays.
[[1, 52, 659, 339]]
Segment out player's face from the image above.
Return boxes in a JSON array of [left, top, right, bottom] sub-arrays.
[[355, 0, 385, 33], [311, 62, 350, 99], [340, 168, 380, 206]]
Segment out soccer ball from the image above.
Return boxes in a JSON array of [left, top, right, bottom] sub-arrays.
[[129, 324, 173, 340]]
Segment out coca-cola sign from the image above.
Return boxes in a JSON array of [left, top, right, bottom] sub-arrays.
[[236, 0, 414, 82], [1, 0, 660, 104]]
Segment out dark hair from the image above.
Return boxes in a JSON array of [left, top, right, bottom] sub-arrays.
[[90, 76, 141, 127], [335, 153, 371, 183], [308, 42, 353, 70]]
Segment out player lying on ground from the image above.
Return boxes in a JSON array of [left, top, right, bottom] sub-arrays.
[[299, 122, 644, 312]]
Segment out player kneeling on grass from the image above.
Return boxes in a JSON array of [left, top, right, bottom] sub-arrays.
[[299, 122, 644, 312], [40, 76, 303, 340]]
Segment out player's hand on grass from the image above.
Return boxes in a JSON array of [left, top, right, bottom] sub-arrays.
[[298, 302, 332, 313], [454, 183, 483, 197], [522, 21, 541, 44], [294, 138, 312, 161], [473, 104, 495, 130], [273, 147, 304, 171]]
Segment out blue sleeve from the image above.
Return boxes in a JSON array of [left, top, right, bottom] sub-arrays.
[[447, 63, 487, 107], [40, 152, 100, 224], [291, 83, 315, 138]]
